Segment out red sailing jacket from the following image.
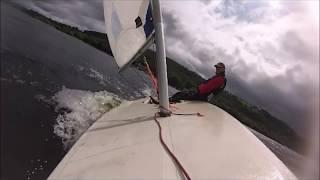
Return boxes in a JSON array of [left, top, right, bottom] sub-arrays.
[[198, 75, 225, 96]]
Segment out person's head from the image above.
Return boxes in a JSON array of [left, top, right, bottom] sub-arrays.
[[214, 62, 225, 75]]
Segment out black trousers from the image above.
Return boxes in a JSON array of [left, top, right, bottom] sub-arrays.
[[169, 90, 207, 102]]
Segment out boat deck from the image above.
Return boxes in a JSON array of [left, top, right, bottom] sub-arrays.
[[49, 99, 296, 179]]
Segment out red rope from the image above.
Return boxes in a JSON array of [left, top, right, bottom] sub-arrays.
[[144, 58, 159, 98], [153, 113, 192, 180]]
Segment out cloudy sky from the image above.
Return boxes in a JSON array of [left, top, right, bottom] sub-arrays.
[[12, 0, 319, 135]]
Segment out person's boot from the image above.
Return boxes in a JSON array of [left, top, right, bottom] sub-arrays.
[[169, 97, 181, 103]]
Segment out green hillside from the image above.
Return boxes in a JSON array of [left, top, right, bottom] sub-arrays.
[[20, 8, 305, 154]]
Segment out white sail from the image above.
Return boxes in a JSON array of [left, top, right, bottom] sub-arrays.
[[103, 0, 155, 70]]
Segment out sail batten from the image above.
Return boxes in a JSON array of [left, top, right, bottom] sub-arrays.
[[103, 0, 154, 70]]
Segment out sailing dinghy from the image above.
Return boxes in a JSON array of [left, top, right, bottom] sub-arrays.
[[48, 0, 297, 179]]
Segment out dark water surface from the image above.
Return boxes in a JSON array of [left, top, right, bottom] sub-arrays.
[[1, 2, 306, 180]]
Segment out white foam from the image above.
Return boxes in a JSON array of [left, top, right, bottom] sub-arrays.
[[1, 77, 28, 85], [0, 78, 12, 82], [88, 68, 107, 86], [34, 94, 53, 105], [76, 65, 111, 86], [16, 79, 25, 84], [51, 87, 122, 149]]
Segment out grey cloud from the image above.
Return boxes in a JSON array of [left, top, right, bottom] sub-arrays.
[[257, 43, 283, 67], [162, 10, 189, 42], [213, 0, 269, 23], [281, 31, 315, 62], [162, 9, 210, 73], [236, 35, 244, 42], [199, 0, 213, 5], [189, 43, 237, 77], [163, 9, 227, 77], [227, 63, 310, 132], [265, 57, 281, 67]]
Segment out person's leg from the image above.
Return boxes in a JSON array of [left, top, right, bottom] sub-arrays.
[[169, 90, 197, 102], [169, 91, 183, 103]]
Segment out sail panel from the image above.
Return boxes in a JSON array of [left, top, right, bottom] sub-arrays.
[[103, 0, 154, 69]]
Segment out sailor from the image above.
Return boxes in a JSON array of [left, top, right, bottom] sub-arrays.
[[169, 62, 227, 102]]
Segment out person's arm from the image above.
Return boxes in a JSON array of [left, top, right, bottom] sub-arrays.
[[198, 77, 224, 95]]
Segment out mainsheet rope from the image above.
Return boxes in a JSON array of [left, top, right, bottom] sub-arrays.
[[153, 112, 192, 180]]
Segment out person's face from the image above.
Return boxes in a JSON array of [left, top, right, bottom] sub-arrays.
[[216, 67, 224, 74]]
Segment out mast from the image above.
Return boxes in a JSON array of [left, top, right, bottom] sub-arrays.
[[152, 0, 170, 116]]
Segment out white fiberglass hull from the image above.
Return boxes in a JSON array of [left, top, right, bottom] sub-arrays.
[[48, 98, 296, 179]]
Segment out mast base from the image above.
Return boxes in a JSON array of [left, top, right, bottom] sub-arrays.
[[159, 109, 172, 117]]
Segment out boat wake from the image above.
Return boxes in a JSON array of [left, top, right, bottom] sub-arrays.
[[36, 87, 122, 149]]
